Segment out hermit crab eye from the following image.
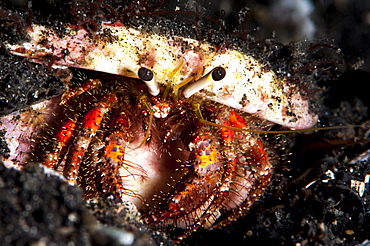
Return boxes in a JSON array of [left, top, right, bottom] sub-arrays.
[[211, 67, 226, 81], [138, 67, 153, 81], [183, 67, 226, 98], [138, 67, 160, 96]]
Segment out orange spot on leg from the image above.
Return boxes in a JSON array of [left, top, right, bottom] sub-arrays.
[[43, 119, 76, 169]]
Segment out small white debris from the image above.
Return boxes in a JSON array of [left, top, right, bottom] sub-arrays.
[[350, 179, 365, 197]]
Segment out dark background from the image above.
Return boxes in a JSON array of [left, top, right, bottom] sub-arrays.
[[1, 1, 369, 245]]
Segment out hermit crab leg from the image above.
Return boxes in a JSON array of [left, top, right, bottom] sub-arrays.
[[42, 119, 77, 169], [60, 79, 101, 105], [217, 111, 272, 212], [147, 131, 224, 228], [185, 110, 273, 231], [98, 111, 145, 200], [43, 78, 103, 170], [65, 94, 117, 185], [146, 109, 273, 232]]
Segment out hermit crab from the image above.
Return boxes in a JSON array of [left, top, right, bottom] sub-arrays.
[[1, 10, 334, 239]]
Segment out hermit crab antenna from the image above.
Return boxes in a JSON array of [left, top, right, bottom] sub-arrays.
[[192, 103, 357, 134], [183, 67, 226, 98], [138, 67, 160, 96], [163, 58, 185, 99]]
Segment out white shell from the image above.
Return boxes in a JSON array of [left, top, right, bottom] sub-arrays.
[[7, 23, 317, 129]]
